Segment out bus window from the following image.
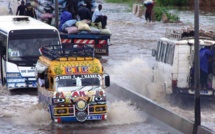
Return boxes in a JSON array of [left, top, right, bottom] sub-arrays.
[[8, 30, 60, 61]]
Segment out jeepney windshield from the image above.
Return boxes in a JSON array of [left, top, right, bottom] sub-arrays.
[[8, 30, 60, 61], [55, 75, 100, 89]]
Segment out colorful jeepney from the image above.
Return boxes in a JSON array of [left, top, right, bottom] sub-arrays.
[[35, 44, 110, 122]]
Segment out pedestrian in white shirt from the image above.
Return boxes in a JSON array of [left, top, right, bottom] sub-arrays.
[[38, 73, 45, 87], [92, 4, 107, 29]]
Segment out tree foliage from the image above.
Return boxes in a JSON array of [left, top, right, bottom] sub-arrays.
[[153, 7, 179, 22]]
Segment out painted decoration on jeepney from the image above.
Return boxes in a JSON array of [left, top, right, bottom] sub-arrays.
[[52, 61, 101, 75], [54, 90, 105, 99], [65, 66, 89, 74], [89, 63, 100, 73], [54, 66, 63, 75], [52, 90, 106, 105]]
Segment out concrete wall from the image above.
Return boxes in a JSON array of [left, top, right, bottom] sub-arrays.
[[107, 83, 215, 134]]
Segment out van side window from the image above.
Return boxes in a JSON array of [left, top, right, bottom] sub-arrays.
[[160, 42, 165, 61], [156, 41, 161, 61], [165, 43, 175, 65], [162, 43, 167, 62], [156, 41, 175, 65]]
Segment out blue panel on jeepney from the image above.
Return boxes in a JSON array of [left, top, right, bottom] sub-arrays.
[[56, 115, 104, 122], [58, 117, 77, 122]]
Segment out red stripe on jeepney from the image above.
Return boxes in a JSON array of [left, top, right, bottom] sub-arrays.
[[99, 40, 106, 44], [61, 39, 71, 43], [74, 39, 95, 44]]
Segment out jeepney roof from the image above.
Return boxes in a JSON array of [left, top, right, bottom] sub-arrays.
[[37, 56, 103, 75]]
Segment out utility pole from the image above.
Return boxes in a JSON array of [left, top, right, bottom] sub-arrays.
[[193, 0, 201, 133], [55, 0, 59, 29]]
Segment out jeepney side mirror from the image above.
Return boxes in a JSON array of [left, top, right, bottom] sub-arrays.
[[152, 49, 157, 57], [104, 74, 110, 87], [45, 77, 49, 89]]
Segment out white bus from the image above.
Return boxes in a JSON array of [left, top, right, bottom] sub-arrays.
[[152, 29, 215, 98], [0, 16, 61, 90]]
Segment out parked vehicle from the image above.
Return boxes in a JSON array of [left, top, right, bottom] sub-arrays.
[[36, 44, 110, 122], [152, 28, 215, 98], [0, 16, 61, 90]]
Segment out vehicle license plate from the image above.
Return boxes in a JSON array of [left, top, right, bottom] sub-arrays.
[[88, 115, 102, 120]]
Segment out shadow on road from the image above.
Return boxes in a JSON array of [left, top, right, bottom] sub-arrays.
[[9, 88, 38, 96], [166, 94, 215, 110]]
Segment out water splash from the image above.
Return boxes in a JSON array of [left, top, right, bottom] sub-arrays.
[[12, 103, 52, 126]]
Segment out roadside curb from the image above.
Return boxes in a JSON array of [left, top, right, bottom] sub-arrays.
[[107, 83, 214, 134]]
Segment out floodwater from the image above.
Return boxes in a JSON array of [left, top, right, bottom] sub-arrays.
[[0, 88, 173, 134], [1, 0, 215, 133], [101, 0, 215, 132]]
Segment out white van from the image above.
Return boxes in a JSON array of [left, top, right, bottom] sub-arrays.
[[152, 29, 215, 98]]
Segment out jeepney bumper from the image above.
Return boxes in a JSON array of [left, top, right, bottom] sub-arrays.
[[53, 114, 107, 123]]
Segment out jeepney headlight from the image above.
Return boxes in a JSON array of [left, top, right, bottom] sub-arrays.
[[96, 106, 106, 111], [76, 100, 87, 111], [53, 98, 65, 103], [56, 109, 67, 114]]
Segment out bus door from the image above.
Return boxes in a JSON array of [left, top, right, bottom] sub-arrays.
[[0, 34, 6, 85]]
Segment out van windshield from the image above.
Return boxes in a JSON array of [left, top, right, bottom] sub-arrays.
[[8, 29, 60, 61]]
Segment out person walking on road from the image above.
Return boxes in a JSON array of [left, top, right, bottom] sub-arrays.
[[26, 3, 37, 19], [16, 0, 26, 16], [199, 46, 214, 89], [144, 0, 155, 22]]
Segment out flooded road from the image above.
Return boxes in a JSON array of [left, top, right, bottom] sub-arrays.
[[0, 88, 173, 134], [101, 0, 215, 132], [1, 0, 215, 133]]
